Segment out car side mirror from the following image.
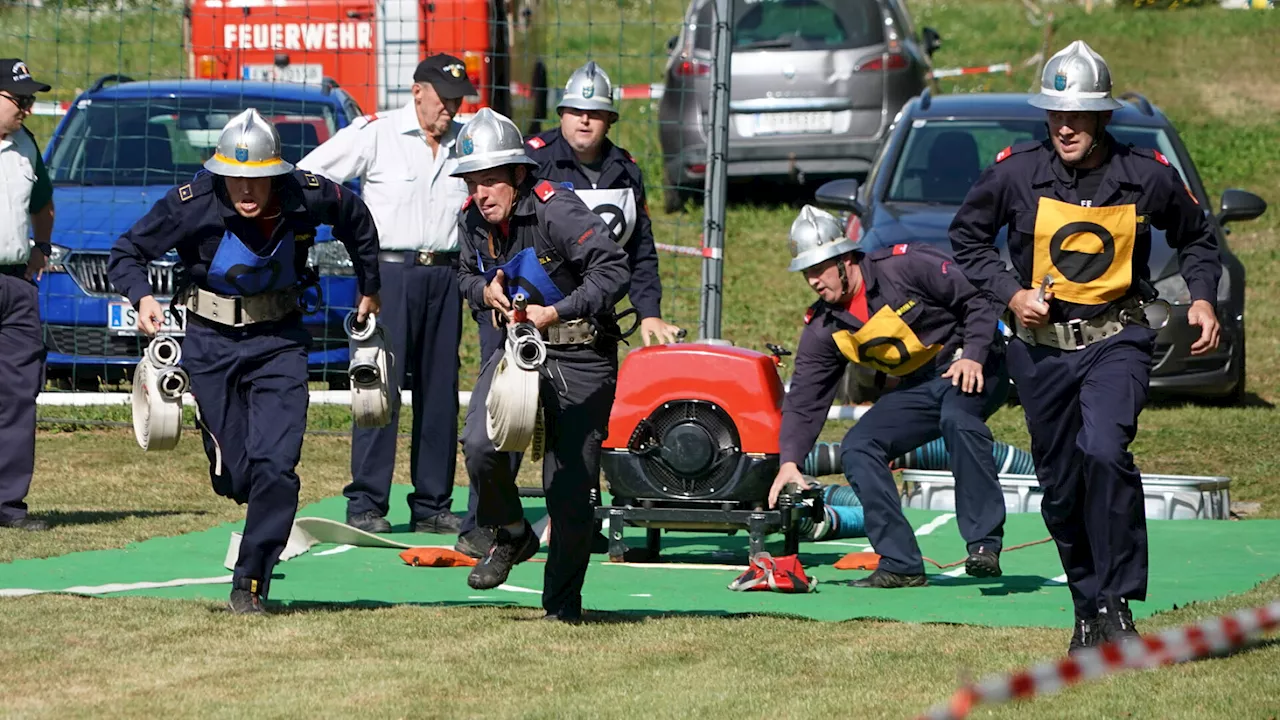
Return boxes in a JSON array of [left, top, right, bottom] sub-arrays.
[[1217, 189, 1267, 226], [667, 35, 680, 52], [815, 178, 865, 217], [922, 27, 942, 57]]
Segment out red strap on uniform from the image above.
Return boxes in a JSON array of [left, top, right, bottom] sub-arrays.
[[533, 180, 556, 202], [527, 136, 546, 149]]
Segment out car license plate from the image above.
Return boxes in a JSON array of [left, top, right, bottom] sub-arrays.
[[241, 63, 324, 85], [754, 111, 834, 135], [107, 300, 186, 336]]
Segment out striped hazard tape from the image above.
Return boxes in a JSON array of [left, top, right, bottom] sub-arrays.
[[919, 600, 1280, 719], [929, 62, 1013, 79], [654, 242, 721, 259], [31, 100, 72, 117]]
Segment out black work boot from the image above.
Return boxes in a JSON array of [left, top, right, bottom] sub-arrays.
[[1100, 599, 1141, 646], [1068, 615, 1102, 655], [851, 568, 928, 588], [411, 511, 464, 534], [964, 545, 1002, 578], [227, 579, 267, 615], [455, 527, 494, 559], [467, 521, 539, 590], [347, 511, 391, 534], [0, 515, 48, 531]]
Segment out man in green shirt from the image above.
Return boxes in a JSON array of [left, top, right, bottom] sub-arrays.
[[0, 58, 55, 531]]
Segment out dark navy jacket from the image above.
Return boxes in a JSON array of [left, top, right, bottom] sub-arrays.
[[948, 136, 1220, 322], [456, 177, 630, 330], [108, 170, 381, 305], [525, 128, 662, 320], [778, 243, 1002, 466]]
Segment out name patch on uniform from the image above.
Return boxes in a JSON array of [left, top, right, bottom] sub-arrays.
[[1032, 197, 1137, 306], [832, 305, 941, 377]]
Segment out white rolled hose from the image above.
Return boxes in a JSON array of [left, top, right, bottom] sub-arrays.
[[131, 336, 189, 451], [486, 321, 546, 452], [345, 310, 393, 429]]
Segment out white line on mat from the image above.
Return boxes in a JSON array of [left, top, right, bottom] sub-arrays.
[[1044, 574, 1068, 586], [915, 514, 956, 537], [314, 544, 356, 556], [0, 574, 233, 598], [631, 593, 652, 598], [497, 584, 542, 594]]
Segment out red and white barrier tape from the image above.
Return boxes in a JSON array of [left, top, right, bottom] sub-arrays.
[[929, 62, 1012, 79], [919, 600, 1280, 720], [654, 242, 721, 260], [31, 101, 72, 117]]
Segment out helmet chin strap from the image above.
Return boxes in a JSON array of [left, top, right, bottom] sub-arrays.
[[836, 261, 850, 297]]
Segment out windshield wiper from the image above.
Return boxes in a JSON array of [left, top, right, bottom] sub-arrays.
[[737, 37, 796, 50]]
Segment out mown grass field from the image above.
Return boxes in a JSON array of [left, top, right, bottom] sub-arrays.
[[3, 0, 1280, 717]]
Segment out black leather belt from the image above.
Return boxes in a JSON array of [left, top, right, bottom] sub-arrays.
[[378, 250, 460, 267]]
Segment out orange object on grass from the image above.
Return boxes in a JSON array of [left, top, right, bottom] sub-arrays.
[[399, 547, 478, 568], [835, 551, 881, 571]]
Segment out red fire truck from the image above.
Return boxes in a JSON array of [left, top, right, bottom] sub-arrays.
[[184, 0, 551, 131]]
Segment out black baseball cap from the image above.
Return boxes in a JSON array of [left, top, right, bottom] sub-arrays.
[[413, 54, 477, 99], [0, 59, 51, 95]]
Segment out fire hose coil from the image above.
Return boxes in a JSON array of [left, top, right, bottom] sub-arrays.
[[345, 311, 393, 429], [131, 336, 190, 451], [486, 321, 546, 453]]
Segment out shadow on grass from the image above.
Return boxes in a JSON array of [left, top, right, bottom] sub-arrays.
[[35, 509, 211, 528]]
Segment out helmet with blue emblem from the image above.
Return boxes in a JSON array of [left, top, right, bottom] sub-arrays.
[[1028, 40, 1123, 113], [450, 108, 541, 177], [788, 205, 860, 272], [558, 61, 617, 116], [203, 108, 294, 178]]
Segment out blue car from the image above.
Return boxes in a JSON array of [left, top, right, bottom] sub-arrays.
[[38, 76, 367, 389]]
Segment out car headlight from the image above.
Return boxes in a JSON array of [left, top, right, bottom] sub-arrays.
[[46, 244, 70, 273], [1152, 269, 1231, 305], [307, 241, 354, 276]]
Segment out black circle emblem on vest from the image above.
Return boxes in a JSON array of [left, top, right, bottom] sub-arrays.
[[858, 337, 910, 370], [1050, 221, 1115, 284], [593, 203, 627, 242], [225, 261, 283, 296]]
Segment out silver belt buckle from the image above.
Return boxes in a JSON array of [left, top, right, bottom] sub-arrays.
[[1065, 319, 1087, 350]]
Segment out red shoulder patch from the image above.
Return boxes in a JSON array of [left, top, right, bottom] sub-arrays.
[[462, 195, 474, 210], [892, 243, 909, 256], [1153, 150, 1170, 166], [625, 151, 637, 164], [995, 146, 1012, 163], [804, 307, 816, 325], [533, 180, 556, 202], [527, 136, 546, 149], [361, 112, 379, 123]]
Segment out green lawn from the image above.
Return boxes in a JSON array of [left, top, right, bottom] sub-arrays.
[[3, 0, 1280, 717]]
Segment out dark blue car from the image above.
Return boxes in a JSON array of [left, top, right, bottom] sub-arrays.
[[815, 91, 1267, 405], [38, 77, 368, 389]]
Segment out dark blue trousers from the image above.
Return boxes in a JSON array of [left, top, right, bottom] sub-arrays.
[[185, 316, 311, 597], [347, 261, 461, 522], [459, 309, 522, 536], [841, 354, 1008, 575], [1006, 325, 1156, 617], [461, 343, 617, 617], [0, 271, 44, 524]]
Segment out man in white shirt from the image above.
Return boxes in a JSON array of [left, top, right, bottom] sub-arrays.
[[0, 58, 54, 531], [299, 54, 474, 534]]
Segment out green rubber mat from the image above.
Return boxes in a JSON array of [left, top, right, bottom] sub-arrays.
[[2, 486, 1276, 628]]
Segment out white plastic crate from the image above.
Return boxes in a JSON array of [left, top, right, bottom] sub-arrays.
[[899, 470, 1232, 520]]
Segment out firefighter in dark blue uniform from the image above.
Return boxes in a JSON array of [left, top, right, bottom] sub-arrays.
[[108, 109, 382, 614], [453, 108, 630, 621], [457, 61, 679, 557], [948, 41, 1222, 651], [769, 205, 1008, 587]]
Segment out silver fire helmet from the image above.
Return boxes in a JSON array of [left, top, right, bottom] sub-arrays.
[[788, 205, 860, 272], [450, 108, 541, 177], [1028, 40, 1124, 113], [557, 61, 617, 115], [203, 108, 294, 178]]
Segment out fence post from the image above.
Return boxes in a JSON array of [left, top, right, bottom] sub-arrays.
[[698, 0, 732, 340]]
